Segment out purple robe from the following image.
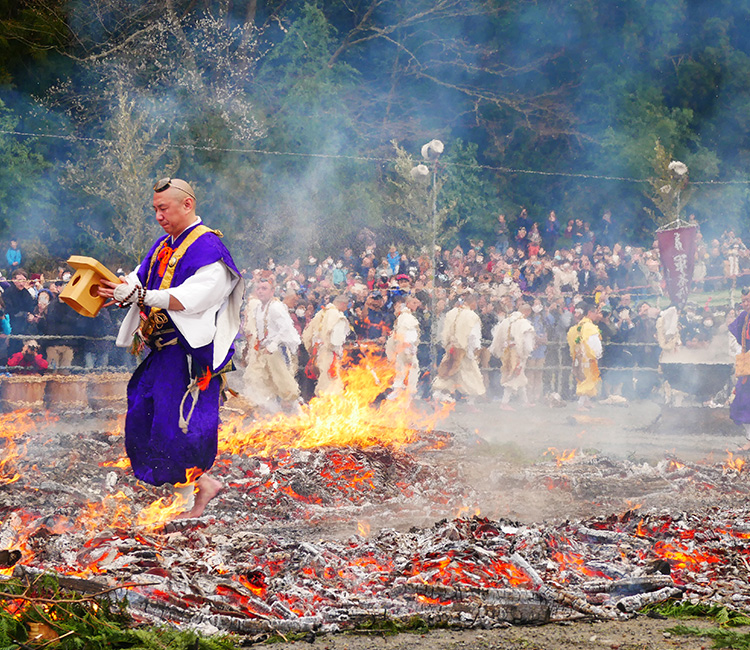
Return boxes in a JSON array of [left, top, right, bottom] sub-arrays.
[[126, 223, 240, 486], [729, 311, 750, 425]]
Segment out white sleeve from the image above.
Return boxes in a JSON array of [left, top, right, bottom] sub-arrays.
[[115, 261, 244, 370], [329, 317, 349, 350], [467, 320, 482, 355], [587, 333, 603, 359], [523, 328, 537, 357], [265, 302, 301, 353], [167, 262, 232, 314], [169, 262, 243, 367], [402, 327, 419, 345]]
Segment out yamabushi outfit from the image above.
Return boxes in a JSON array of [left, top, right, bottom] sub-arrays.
[[116, 221, 243, 486], [433, 304, 486, 398], [567, 317, 603, 398], [241, 297, 301, 411]]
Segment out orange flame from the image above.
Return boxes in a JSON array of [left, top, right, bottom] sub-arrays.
[[79, 491, 134, 534], [651, 541, 721, 571], [552, 550, 611, 580], [357, 521, 371, 537], [665, 459, 685, 472], [219, 351, 451, 457], [723, 451, 746, 474], [100, 457, 130, 469], [0, 410, 36, 485], [545, 447, 577, 467], [136, 491, 192, 530]]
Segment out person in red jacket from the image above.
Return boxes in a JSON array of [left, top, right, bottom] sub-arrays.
[[7, 339, 48, 374]]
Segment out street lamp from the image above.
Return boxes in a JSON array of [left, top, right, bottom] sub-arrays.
[[411, 138, 444, 390]]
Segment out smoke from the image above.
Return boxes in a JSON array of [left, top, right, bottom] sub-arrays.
[[0, 0, 749, 265]]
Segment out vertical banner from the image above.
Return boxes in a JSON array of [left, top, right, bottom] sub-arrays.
[[657, 225, 698, 307]]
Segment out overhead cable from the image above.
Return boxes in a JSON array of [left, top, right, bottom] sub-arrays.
[[0, 128, 747, 185]]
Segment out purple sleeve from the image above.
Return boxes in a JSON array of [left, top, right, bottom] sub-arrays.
[[729, 311, 748, 345]]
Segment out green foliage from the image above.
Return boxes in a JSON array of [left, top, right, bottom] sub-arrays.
[[649, 600, 750, 626], [646, 601, 750, 649], [0, 0, 69, 86], [0, 99, 51, 240], [440, 140, 502, 245], [668, 624, 750, 648], [643, 140, 692, 226], [352, 614, 431, 636], [64, 79, 171, 264], [260, 3, 358, 153], [381, 141, 462, 252], [0, 575, 238, 650], [4, 0, 750, 256]]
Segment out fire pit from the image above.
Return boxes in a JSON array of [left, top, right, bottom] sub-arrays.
[[1, 358, 749, 640]]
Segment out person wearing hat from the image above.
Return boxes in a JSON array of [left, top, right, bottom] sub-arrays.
[[391, 274, 413, 300], [567, 302, 603, 409], [7, 339, 48, 374], [97, 178, 244, 520]]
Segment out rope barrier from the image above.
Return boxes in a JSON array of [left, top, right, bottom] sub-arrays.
[[1, 127, 749, 184]]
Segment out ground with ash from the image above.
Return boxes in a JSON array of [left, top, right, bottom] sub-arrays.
[[0, 399, 748, 649]]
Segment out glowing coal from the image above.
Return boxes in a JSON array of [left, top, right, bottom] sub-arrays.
[[1, 366, 750, 635]]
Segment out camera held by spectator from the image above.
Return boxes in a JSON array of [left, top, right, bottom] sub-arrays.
[[7, 339, 49, 374]]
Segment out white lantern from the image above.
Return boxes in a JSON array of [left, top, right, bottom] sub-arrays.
[[421, 139, 444, 161]]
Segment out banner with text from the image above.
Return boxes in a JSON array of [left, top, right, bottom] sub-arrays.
[[657, 225, 698, 307]]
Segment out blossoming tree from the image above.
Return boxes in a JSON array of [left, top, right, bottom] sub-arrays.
[[644, 140, 692, 227]]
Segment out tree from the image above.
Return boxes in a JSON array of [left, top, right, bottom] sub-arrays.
[[644, 140, 691, 227], [0, 99, 49, 238], [382, 140, 461, 252], [439, 139, 502, 246], [65, 77, 173, 264], [42, 5, 269, 263]]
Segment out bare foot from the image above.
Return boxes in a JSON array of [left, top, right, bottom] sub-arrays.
[[499, 404, 515, 411], [175, 475, 223, 519]]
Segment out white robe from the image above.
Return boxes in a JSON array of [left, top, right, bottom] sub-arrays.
[[116, 254, 243, 370]]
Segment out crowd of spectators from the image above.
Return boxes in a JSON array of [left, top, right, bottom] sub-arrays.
[[0, 261, 127, 372], [0, 211, 745, 405]]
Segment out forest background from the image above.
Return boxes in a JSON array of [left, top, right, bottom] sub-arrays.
[[0, 0, 749, 271]]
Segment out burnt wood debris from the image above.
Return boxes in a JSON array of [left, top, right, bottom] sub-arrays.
[[0, 407, 749, 638]]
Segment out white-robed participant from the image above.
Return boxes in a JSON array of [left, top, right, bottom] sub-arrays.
[[432, 293, 486, 403], [386, 295, 421, 400], [490, 302, 536, 409], [302, 294, 351, 396], [241, 277, 301, 414]]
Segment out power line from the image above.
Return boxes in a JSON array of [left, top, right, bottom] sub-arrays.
[[1, 127, 748, 185]]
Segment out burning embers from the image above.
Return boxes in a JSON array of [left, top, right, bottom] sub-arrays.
[[2, 361, 750, 634], [0, 411, 38, 487], [219, 357, 452, 458]]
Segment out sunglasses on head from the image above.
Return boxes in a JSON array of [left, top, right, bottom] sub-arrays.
[[153, 178, 196, 200]]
